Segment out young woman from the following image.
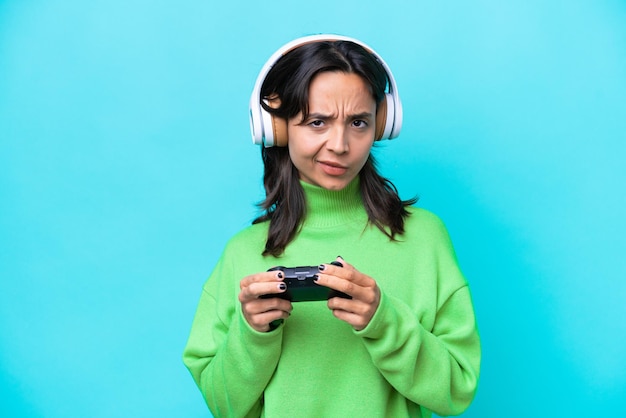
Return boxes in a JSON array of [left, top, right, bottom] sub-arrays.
[[183, 35, 480, 418]]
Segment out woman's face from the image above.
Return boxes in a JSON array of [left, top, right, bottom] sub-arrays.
[[287, 71, 376, 191]]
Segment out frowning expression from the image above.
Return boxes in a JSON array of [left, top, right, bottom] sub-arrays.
[[287, 71, 377, 191]]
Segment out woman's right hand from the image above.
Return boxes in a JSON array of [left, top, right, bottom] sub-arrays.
[[239, 270, 292, 332]]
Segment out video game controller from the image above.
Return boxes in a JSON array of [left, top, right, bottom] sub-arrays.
[[260, 261, 352, 302]]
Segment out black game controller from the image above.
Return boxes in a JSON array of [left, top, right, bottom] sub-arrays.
[[260, 261, 352, 302]]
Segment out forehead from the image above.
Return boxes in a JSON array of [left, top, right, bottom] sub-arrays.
[[307, 72, 375, 110]]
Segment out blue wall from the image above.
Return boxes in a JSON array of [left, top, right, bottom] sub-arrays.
[[1, 1, 625, 416]]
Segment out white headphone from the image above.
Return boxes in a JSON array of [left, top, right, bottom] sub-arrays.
[[249, 34, 403, 147]]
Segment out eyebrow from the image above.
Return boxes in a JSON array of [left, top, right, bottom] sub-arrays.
[[306, 112, 374, 120], [349, 112, 374, 120]]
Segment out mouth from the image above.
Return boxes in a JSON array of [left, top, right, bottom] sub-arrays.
[[318, 160, 348, 176]]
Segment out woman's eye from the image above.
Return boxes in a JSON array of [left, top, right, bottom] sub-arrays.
[[309, 120, 324, 127]]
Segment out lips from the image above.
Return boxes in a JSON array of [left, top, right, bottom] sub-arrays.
[[318, 160, 348, 176]]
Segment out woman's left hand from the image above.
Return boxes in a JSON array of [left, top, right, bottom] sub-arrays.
[[316, 257, 381, 331]]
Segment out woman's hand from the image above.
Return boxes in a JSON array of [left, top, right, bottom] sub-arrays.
[[239, 270, 292, 332], [316, 257, 381, 331]]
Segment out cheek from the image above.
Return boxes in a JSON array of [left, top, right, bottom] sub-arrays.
[[287, 127, 309, 160], [288, 136, 317, 161], [287, 142, 310, 172], [355, 142, 374, 167]]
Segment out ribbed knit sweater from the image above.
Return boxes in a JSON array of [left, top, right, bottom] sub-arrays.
[[183, 179, 480, 417]]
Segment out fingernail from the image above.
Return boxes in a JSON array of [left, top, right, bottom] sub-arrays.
[[313, 274, 319, 282], [277, 272, 283, 279], [279, 283, 286, 290], [269, 319, 283, 331], [318, 264, 325, 271], [337, 255, 344, 260]]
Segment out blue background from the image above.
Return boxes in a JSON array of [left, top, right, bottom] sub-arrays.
[[1, 0, 625, 416]]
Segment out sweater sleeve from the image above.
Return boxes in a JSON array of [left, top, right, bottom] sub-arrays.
[[182, 253, 284, 418], [356, 218, 481, 416]]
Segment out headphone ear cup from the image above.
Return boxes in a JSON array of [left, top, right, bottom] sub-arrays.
[[261, 97, 288, 147], [375, 93, 395, 140], [375, 98, 387, 140], [250, 101, 264, 145], [259, 106, 276, 147], [271, 116, 289, 147]]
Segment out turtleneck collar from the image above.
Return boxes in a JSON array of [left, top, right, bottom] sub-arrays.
[[300, 178, 367, 228]]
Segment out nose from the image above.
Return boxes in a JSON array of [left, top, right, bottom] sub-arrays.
[[325, 126, 349, 154]]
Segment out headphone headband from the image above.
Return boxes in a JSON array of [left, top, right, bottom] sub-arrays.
[[249, 34, 403, 147]]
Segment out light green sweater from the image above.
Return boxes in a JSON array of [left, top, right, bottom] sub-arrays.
[[183, 179, 480, 417]]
